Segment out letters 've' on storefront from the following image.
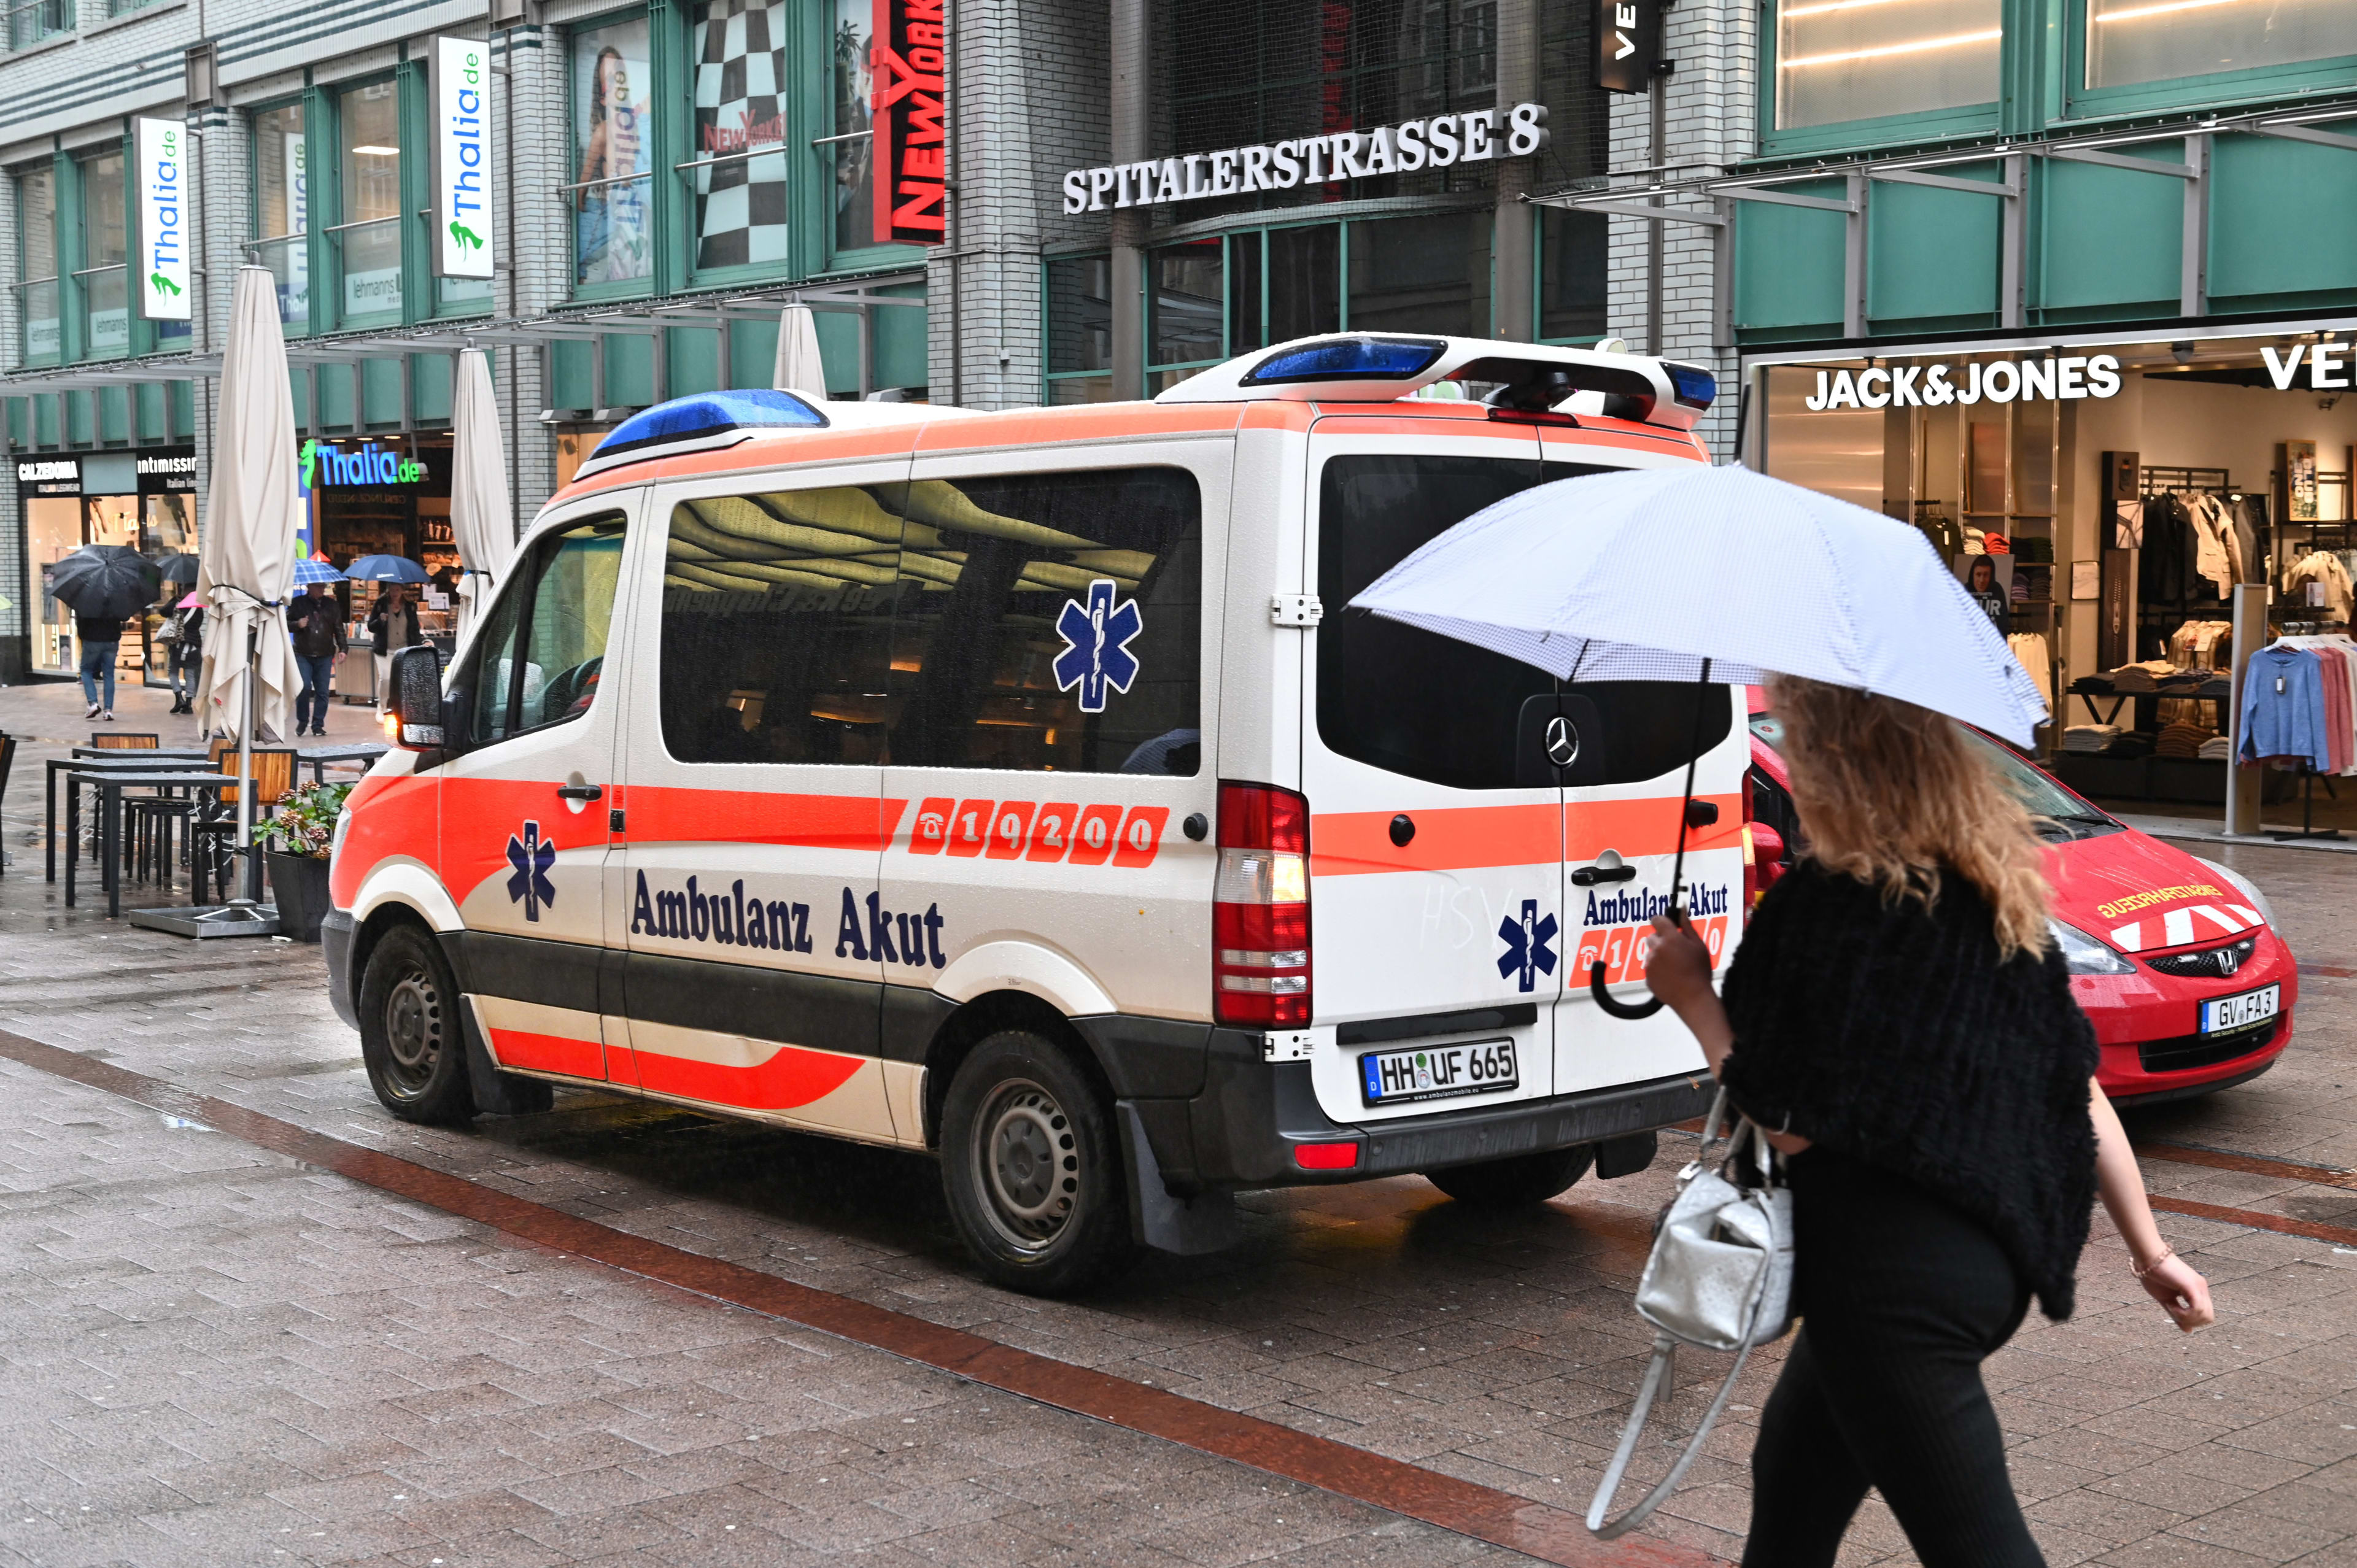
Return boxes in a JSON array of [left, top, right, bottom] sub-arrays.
[[871, 0, 946, 244]]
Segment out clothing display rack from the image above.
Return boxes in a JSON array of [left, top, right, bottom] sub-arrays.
[[2134, 469, 2251, 660], [2270, 765, 2342, 843]]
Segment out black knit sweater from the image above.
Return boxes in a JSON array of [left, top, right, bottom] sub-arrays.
[[1719, 860, 2101, 1319]]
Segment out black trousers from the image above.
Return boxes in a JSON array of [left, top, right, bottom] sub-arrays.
[[1743, 1148, 2042, 1568]]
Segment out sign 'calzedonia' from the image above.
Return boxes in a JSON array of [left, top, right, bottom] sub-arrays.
[[871, 0, 946, 244], [1062, 104, 1550, 214]]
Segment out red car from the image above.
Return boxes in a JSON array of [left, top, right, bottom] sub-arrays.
[[1744, 695, 2293, 1106]]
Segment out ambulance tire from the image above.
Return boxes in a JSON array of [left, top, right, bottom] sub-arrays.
[[358, 925, 477, 1126], [1424, 1145, 1595, 1208], [940, 1032, 1139, 1295]]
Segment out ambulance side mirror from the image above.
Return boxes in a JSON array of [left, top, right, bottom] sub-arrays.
[[1751, 822, 1787, 894], [387, 645, 447, 750]]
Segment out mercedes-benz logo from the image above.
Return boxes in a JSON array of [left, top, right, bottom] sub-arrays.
[[1544, 715, 1579, 768]]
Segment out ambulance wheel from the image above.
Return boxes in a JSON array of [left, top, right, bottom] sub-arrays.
[[941, 1032, 1137, 1295], [1425, 1145, 1595, 1208], [358, 925, 476, 1126]]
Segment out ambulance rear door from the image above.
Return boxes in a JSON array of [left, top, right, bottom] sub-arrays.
[[1537, 422, 1744, 1093], [877, 439, 1229, 1036], [606, 458, 913, 1144], [1301, 414, 1563, 1126]]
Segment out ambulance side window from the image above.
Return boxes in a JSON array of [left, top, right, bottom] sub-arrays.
[[460, 513, 627, 747], [877, 466, 1202, 774], [657, 487, 899, 765]]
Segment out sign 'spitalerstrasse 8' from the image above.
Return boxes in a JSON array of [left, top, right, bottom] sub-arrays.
[[1062, 104, 1550, 214]]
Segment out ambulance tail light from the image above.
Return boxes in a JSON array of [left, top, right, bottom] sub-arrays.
[[1742, 771, 1757, 909], [1213, 782, 1311, 1029]]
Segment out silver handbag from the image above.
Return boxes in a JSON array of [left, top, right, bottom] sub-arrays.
[[1587, 1089, 1796, 1539]]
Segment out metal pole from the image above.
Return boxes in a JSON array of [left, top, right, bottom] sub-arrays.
[[236, 622, 257, 903]]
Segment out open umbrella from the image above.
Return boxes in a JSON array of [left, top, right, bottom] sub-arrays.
[[344, 554, 431, 584], [48, 545, 164, 620], [1350, 461, 2048, 1018], [157, 552, 201, 583], [134, 266, 303, 941], [176, 591, 203, 609], [449, 346, 514, 645], [291, 558, 346, 586]]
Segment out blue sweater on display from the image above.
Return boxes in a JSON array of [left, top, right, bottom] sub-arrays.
[[2239, 644, 2330, 771]]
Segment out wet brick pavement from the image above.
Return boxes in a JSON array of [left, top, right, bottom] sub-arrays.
[[1, 676, 2355, 1565]]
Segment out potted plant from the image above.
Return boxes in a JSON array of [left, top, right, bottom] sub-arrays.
[[254, 781, 352, 943]]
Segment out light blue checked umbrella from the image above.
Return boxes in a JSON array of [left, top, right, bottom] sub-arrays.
[[290, 557, 346, 586]]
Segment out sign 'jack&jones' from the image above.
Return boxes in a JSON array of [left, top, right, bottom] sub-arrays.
[[1061, 104, 1551, 214], [1803, 354, 2124, 411]]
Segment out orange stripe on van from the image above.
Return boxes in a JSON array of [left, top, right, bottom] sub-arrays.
[[1314, 792, 1746, 877], [913, 401, 1244, 451], [1313, 804, 1560, 877], [552, 424, 923, 506], [489, 1027, 606, 1080], [633, 1041, 866, 1110], [1538, 422, 1711, 461], [625, 786, 907, 852], [1565, 794, 1744, 860]]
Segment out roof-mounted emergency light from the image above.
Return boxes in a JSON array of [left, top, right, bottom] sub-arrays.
[[573, 388, 829, 481], [1157, 333, 1714, 432]]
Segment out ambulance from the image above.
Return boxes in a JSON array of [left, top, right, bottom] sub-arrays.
[[322, 333, 1745, 1294]]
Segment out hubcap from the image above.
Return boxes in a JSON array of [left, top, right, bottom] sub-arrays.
[[382, 970, 441, 1093], [973, 1079, 1080, 1253]]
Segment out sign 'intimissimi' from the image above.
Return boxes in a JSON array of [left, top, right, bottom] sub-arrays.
[[1062, 104, 1550, 214]]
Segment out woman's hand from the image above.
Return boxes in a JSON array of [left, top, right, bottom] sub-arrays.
[[1645, 914, 1716, 1012], [2137, 1248, 2216, 1332]]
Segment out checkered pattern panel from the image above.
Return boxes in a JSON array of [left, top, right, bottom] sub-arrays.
[[694, 0, 791, 270]]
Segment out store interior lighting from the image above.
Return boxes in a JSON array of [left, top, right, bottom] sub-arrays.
[[1781, 28, 2003, 67]]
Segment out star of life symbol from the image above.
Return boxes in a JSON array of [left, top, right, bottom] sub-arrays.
[[1052, 579, 1143, 714], [1496, 898, 1558, 993], [506, 820, 557, 922]]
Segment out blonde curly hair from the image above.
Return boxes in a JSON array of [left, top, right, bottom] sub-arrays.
[[1768, 674, 2052, 960]]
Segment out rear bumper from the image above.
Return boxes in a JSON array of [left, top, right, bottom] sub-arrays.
[[1132, 1025, 1714, 1192], [323, 910, 358, 1030]]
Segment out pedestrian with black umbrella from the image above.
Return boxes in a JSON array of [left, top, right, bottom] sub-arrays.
[[47, 544, 162, 722]]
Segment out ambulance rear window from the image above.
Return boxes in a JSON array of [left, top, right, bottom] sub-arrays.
[[1317, 454, 1730, 790]]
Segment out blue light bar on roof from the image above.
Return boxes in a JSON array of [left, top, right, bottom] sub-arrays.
[[1243, 337, 1447, 385], [1665, 363, 1718, 410], [589, 389, 828, 465]]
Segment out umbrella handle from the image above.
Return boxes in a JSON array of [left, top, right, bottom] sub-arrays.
[[1590, 960, 1665, 1020]]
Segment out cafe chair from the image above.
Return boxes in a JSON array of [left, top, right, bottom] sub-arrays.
[[86, 732, 160, 750], [0, 732, 16, 876], [191, 746, 298, 904]]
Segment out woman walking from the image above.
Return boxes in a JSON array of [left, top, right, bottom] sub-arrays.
[[368, 583, 422, 712], [1644, 676, 2213, 1568]]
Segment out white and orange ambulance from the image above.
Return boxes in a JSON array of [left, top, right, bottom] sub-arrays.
[[325, 334, 1747, 1292]]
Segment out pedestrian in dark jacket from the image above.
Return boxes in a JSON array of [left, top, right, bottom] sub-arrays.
[[368, 584, 424, 713], [287, 584, 347, 736], [1643, 676, 2214, 1568], [165, 603, 204, 714], [75, 612, 123, 720]]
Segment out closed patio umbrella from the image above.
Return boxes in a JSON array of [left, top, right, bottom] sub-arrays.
[[773, 303, 828, 401], [137, 266, 303, 938], [448, 346, 514, 644]]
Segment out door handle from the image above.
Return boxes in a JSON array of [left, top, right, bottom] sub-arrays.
[[1571, 863, 1637, 886], [557, 783, 603, 803]]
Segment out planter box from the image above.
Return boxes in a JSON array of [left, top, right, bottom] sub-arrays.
[[265, 849, 333, 942]]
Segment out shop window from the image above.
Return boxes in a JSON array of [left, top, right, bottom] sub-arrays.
[[463, 512, 627, 747], [1268, 224, 1339, 341], [883, 468, 1203, 774], [1347, 210, 1490, 338], [571, 17, 656, 290], [29, 496, 80, 674], [829, 0, 877, 256], [657, 487, 900, 765], [254, 104, 309, 331], [1045, 255, 1114, 404], [1148, 239, 1223, 394], [15, 167, 58, 366], [1773, 0, 2000, 131], [1229, 231, 1263, 351], [2084, 0, 2351, 90], [3, 0, 68, 49], [691, 0, 791, 273], [336, 82, 403, 321], [1539, 207, 1606, 343], [80, 151, 129, 360]]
